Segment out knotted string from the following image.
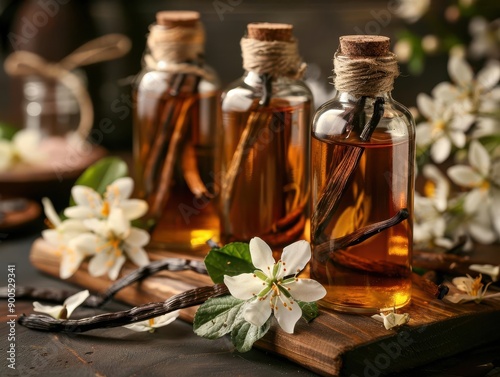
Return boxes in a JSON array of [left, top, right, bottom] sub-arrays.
[[4, 34, 132, 139], [241, 37, 306, 79], [143, 21, 214, 81], [333, 51, 399, 97]]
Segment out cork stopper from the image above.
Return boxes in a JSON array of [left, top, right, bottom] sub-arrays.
[[156, 11, 200, 28], [339, 35, 390, 57], [247, 23, 293, 42]]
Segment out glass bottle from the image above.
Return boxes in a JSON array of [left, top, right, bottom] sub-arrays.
[[310, 36, 415, 313], [133, 11, 220, 253], [218, 23, 312, 250]]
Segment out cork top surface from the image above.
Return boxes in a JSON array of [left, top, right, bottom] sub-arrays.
[[339, 35, 390, 57], [247, 23, 293, 42], [156, 11, 200, 27]]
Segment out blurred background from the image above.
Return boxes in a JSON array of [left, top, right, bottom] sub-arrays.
[[0, 0, 499, 150]]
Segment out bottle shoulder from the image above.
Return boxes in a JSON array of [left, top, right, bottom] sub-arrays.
[[222, 73, 312, 112], [134, 64, 220, 95], [312, 94, 415, 144]]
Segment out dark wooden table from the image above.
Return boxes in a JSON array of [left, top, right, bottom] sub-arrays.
[[1, 232, 500, 377]]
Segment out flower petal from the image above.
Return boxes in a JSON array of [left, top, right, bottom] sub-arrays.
[[416, 93, 435, 120], [490, 190, 500, 235], [64, 290, 90, 318], [64, 205, 96, 219], [280, 240, 311, 277], [476, 61, 500, 90], [415, 123, 433, 146], [70, 233, 98, 256], [120, 200, 148, 220], [13, 128, 45, 163], [126, 227, 150, 247], [464, 189, 483, 214], [124, 245, 150, 267], [60, 248, 86, 279], [286, 279, 327, 302], [152, 310, 180, 328], [88, 251, 113, 277], [224, 273, 264, 300], [448, 56, 473, 87], [108, 255, 126, 280], [430, 136, 451, 163], [273, 295, 302, 334], [33, 302, 64, 319], [243, 298, 272, 328], [447, 165, 483, 187], [444, 293, 474, 304], [108, 208, 130, 239], [249, 237, 276, 273], [468, 140, 490, 176], [106, 177, 134, 203], [41, 197, 61, 227], [71, 186, 102, 214]]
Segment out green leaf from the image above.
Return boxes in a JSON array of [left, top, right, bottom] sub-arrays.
[[0, 123, 18, 141], [193, 295, 246, 339], [204, 242, 255, 284], [298, 301, 319, 323], [231, 317, 271, 352], [70, 157, 128, 206]]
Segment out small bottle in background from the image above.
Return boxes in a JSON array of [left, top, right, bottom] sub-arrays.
[[310, 35, 415, 313], [133, 11, 220, 253], [218, 23, 312, 250]]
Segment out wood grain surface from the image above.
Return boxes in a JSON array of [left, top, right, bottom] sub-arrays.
[[30, 239, 500, 377]]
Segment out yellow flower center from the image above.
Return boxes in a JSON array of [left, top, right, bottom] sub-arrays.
[[148, 318, 155, 327], [424, 180, 436, 198], [480, 180, 490, 192], [432, 120, 446, 137], [101, 201, 110, 217], [470, 275, 483, 297]]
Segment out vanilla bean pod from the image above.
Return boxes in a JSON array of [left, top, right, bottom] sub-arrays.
[[1, 258, 207, 307], [312, 97, 385, 242], [315, 208, 409, 264], [18, 284, 229, 333]]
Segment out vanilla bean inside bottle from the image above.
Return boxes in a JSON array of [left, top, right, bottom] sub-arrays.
[[311, 36, 415, 313], [218, 23, 312, 250], [133, 11, 220, 253]]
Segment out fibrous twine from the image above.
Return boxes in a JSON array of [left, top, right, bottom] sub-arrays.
[[241, 37, 306, 79], [333, 51, 399, 97], [145, 21, 214, 81]]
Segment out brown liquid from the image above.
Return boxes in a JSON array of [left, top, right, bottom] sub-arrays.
[[219, 99, 310, 248], [311, 130, 412, 312], [133, 75, 220, 254]]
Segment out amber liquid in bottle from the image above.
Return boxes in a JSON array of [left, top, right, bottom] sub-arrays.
[[311, 128, 413, 312], [133, 75, 220, 254], [219, 98, 310, 248]]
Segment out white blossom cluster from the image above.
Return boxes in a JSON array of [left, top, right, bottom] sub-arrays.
[[42, 177, 150, 280], [414, 55, 500, 250]]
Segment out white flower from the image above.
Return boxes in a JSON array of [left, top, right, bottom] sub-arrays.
[[74, 207, 150, 281], [433, 56, 500, 115], [447, 140, 500, 241], [469, 264, 499, 282], [416, 93, 474, 163], [223, 237, 326, 334], [371, 311, 410, 330], [469, 17, 500, 60], [0, 128, 46, 171], [445, 274, 500, 304], [124, 311, 180, 333], [394, 0, 430, 23], [65, 177, 147, 221], [40, 198, 92, 279], [33, 290, 89, 319]]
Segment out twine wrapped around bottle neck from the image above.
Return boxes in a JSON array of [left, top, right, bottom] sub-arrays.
[[144, 21, 214, 81], [333, 51, 399, 98], [240, 37, 306, 79]]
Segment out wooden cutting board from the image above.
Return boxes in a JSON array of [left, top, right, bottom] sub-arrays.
[[30, 238, 500, 377]]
